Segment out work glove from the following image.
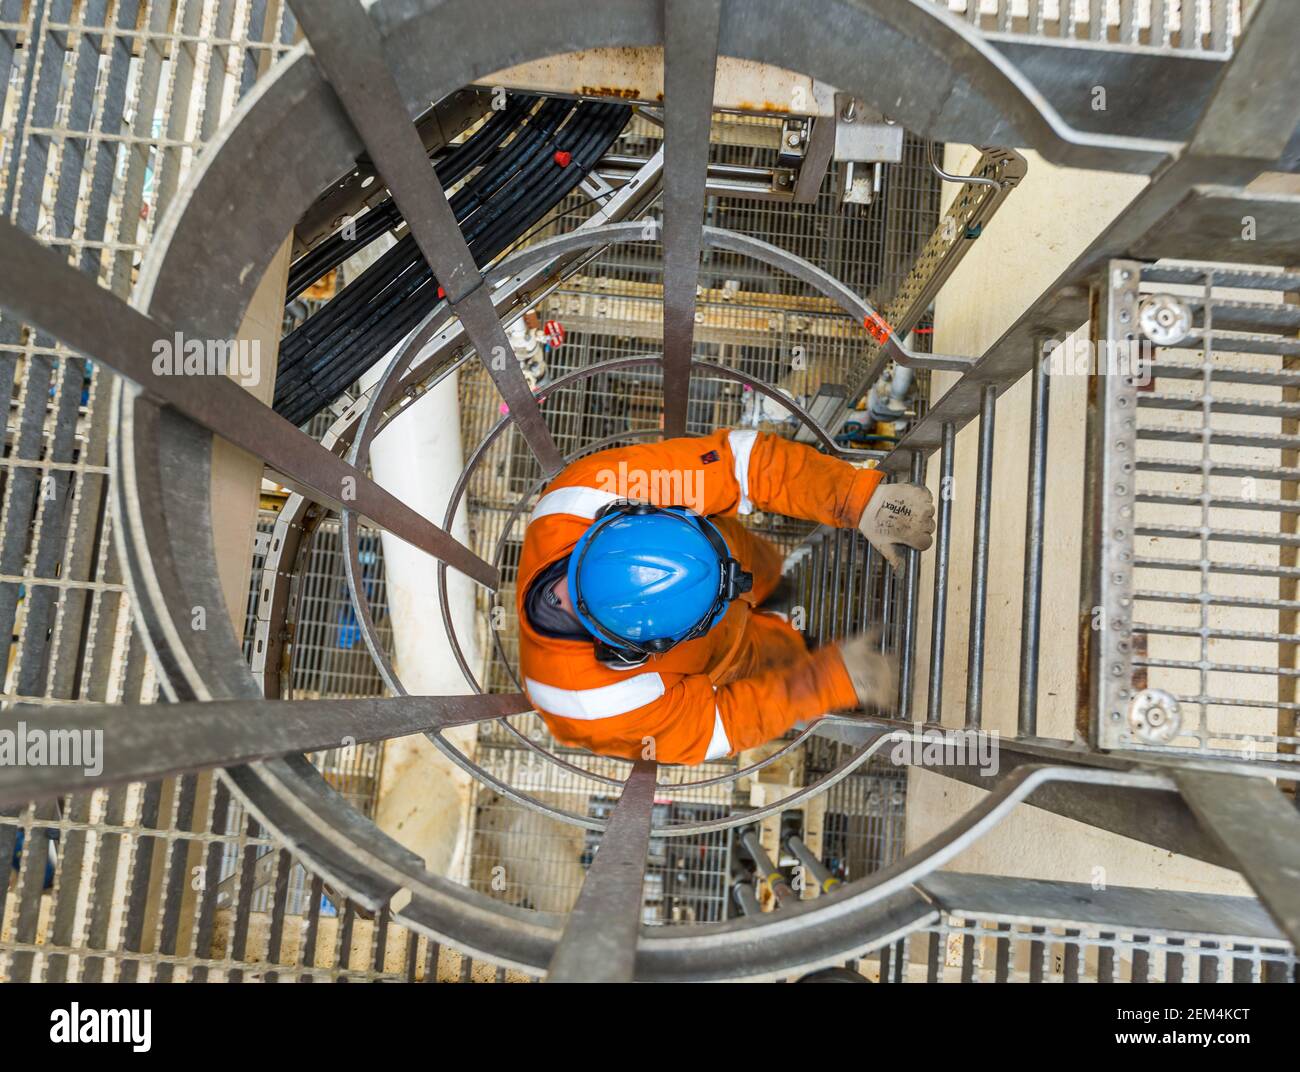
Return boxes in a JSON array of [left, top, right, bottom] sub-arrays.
[[837, 629, 897, 712], [857, 481, 935, 573]]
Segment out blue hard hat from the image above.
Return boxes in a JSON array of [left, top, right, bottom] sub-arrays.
[[568, 502, 752, 658]]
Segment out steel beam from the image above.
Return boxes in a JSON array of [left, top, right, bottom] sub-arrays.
[[0, 692, 533, 806], [660, 0, 721, 436], [546, 761, 657, 982], [0, 217, 497, 589], [1131, 185, 1300, 267], [920, 738, 1232, 867], [1189, 0, 1300, 162], [1174, 769, 1300, 950], [921, 872, 1291, 947], [987, 37, 1228, 143], [287, 0, 564, 475]]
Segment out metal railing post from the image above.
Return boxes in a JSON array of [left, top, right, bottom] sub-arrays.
[[966, 384, 997, 729], [1018, 341, 1052, 737], [898, 451, 927, 718], [927, 423, 956, 724]]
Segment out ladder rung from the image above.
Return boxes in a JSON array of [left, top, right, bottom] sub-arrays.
[[1133, 622, 1300, 644], [1149, 361, 1300, 389], [1136, 588, 1300, 613], [1138, 456, 1300, 482], [1142, 265, 1300, 293], [1135, 523, 1300, 548], [1135, 556, 1300, 580], [1138, 393, 1300, 421], [1135, 491, 1300, 515], [1138, 425, 1300, 451], [1135, 656, 1300, 678]]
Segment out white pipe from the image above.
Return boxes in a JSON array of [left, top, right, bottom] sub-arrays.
[[366, 343, 482, 882]]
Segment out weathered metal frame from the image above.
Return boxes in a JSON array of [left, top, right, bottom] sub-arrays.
[[1085, 259, 1300, 765], [1086, 260, 1143, 748], [0, 0, 1295, 981]]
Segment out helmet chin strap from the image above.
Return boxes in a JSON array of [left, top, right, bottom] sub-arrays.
[[592, 639, 650, 670], [722, 556, 754, 602]]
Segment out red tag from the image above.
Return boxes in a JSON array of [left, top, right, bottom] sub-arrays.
[[437, 285, 446, 300], [543, 320, 565, 348], [863, 312, 892, 343], [553, 150, 572, 167]]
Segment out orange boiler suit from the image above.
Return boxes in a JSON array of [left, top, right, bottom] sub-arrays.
[[516, 429, 884, 765]]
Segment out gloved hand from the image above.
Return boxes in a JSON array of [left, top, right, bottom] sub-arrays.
[[837, 630, 897, 712], [857, 482, 935, 573]]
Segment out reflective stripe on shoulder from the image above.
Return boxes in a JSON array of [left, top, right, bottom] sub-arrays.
[[531, 485, 622, 523], [525, 673, 665, 721], [727, 429, 758, 516], [704, 705, 731, 761]]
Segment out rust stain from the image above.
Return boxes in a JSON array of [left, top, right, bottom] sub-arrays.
[[578, 85, 642, 100], [736, 99, 792, 115]]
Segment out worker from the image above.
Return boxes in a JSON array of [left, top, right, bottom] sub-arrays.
[[516, 428, 935, 765]]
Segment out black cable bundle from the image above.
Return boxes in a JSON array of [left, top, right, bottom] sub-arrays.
[[274, 96, 632, 427]]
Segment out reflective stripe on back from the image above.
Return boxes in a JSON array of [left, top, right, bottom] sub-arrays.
[[704, 705, 731, 760], [727, 429, 758, 515], [525, 673, 665, 721], [531, 485, 621, 523]]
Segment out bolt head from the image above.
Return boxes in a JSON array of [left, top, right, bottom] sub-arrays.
[[1128, 688, 1182, 745]]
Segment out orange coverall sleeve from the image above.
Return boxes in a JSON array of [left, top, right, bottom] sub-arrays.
[[541, 429, 881, 528], [644, 646, 860, 764], [741, 431, 882, 528]]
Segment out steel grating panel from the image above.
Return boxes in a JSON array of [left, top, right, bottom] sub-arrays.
[[934, 0, 1243, 50], [910, 916, 1295, 983], [1093, 262, 1300, 763], [778, 870, 1297, 982], [242, 511, 388, 811], [0, 0, 454, 983]]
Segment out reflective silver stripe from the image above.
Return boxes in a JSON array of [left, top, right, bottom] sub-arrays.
[[727, 429, 758, 515], [525, 673, 665, 721], [704, 705, 731, 760], [530, 485, 621, 523]]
